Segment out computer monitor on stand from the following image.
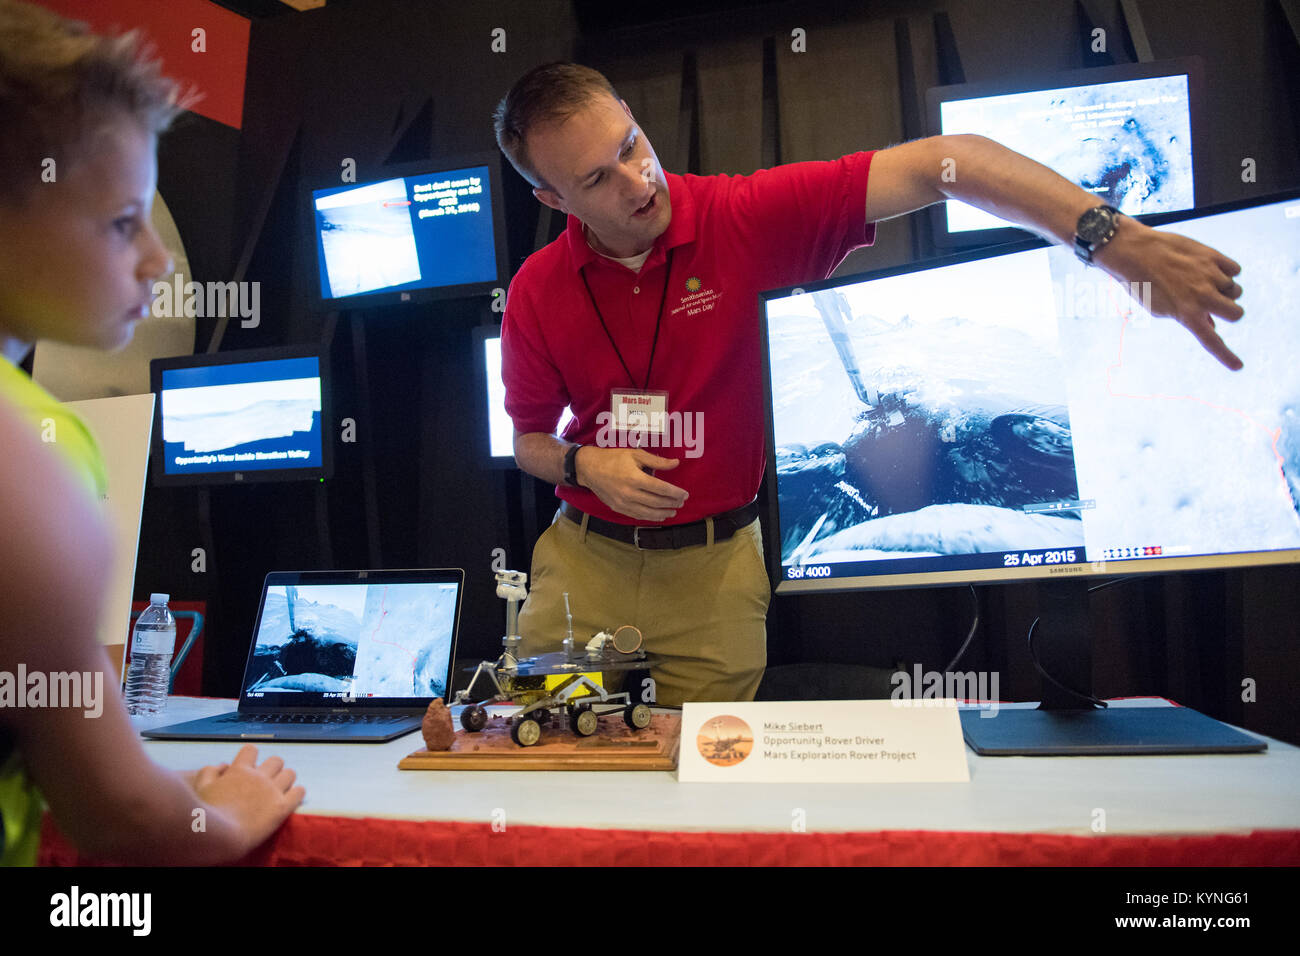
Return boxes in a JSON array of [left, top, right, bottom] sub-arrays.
[[758, 189, 1300, 755]]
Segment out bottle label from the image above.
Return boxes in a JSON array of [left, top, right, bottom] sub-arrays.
[[132, 628, 176, 657]]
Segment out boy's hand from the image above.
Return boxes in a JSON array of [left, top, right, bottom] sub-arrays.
[[180, 763, 228, 789], [191, 744, 304, 853]]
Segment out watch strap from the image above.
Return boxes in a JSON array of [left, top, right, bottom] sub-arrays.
[[563, 443, 585, 488], [1074, 204, 1120, 265]]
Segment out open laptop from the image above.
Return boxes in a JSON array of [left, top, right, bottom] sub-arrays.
[[143, 568, 463, 742]]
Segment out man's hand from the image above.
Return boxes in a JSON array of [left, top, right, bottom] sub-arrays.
[[576, 445, 687, 521], [866, 135, 1248, 370], [1094, 216, 1245, 370]]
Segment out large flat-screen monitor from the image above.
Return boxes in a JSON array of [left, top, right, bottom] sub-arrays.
[[309, 153, 507, 309], [150, 346, 332, 486], [759, 188, 1299, 754], [474, 324, 575, 466], [926, 58, 1204, 247]]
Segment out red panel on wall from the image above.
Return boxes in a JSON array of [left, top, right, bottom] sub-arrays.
[[32, 0, 250, 129]]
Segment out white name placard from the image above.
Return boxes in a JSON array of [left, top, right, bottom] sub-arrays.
[[678, 700, 970, 783]]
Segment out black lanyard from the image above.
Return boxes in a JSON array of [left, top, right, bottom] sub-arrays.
[[579, 247, 674, 391]]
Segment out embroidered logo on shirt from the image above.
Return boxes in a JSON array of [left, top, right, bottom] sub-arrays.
[[671, 278, 722, 319]]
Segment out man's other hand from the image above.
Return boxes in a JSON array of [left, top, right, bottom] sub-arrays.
[[576, 446, 687, 521]]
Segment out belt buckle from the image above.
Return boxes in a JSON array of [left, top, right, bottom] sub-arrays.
[[633, 526, 646, 550]]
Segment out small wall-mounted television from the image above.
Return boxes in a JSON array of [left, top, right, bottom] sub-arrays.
[[150, 346, 332, 486], [926, 58, 1204, 248], [309, 152, 508, 309]]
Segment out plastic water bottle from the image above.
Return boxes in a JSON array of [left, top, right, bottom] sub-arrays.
[[125, 594, 176, 716]]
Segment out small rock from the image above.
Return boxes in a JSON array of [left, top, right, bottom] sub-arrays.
[[421, 698, 455, 751]]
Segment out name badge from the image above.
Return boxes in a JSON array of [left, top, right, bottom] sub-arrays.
[[678, 700, 971, 783], [611, 389, 669, 439]]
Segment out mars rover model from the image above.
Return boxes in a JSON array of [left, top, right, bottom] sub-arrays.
[[451, 570, 654, 747]]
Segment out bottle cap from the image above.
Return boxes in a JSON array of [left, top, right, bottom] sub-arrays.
[[150, 593, 170, 605]]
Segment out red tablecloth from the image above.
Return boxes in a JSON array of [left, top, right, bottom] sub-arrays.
[[38, 813, 1300, 866]]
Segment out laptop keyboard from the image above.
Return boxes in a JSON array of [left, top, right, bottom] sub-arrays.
[[214, 713, 411, 724]]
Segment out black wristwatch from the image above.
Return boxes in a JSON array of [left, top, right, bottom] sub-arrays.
[[563, 442, 585, 488], [1074, 204, 1121, 265]]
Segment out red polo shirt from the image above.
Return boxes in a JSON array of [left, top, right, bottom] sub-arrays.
[[502, 151, 877, 525]]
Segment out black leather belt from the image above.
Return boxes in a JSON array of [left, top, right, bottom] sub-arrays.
[[561, 499, 760, 550]]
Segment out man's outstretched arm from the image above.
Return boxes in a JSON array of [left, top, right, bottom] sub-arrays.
[[862, 134, 1245, 370]]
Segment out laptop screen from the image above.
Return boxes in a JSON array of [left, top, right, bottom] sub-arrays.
[[239, 569, 463, 708]]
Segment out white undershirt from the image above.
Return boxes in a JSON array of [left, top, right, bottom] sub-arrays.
[[585, 225, 652, 273]]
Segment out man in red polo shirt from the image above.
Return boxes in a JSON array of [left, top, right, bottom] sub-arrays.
[[493, 63, 1244, 707]]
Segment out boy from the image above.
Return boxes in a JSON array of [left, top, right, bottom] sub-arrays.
[[0, 0, 303, 866]]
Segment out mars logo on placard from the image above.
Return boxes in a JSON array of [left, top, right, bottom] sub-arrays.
[[697, 715, 753, 767]]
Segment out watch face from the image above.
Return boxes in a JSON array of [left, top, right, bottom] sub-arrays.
[[1078, 205, 1118, 244]]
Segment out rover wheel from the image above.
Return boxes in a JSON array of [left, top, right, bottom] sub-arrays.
[[565, 701, 583, 728], [511, 716, 542, 747], [570, 705, 598, 736], [624, 703, 652, 730], [460, 704, 488, 732]]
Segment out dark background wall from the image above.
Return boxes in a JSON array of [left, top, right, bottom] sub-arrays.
[[131, 0, 1300, 744]]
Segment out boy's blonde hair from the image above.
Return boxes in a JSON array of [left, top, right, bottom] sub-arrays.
[[0, 0, 191, 203]]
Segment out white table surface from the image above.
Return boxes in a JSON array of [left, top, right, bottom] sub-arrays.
[[130, 697, 1300, 838]]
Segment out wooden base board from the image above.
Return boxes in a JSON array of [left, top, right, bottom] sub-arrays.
[[400, 713, 680, 771]]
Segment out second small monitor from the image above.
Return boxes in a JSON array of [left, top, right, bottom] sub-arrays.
[[927, 58, 1203, 246], [150, 346, 331, 486], [310, 154, 507, 308]]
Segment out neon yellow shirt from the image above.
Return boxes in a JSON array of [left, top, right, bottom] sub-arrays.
[[0, 355, 107, 498], [0, 353, 108, 866]]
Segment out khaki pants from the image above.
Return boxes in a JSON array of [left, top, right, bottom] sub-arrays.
[[517, 509, 771, 707]]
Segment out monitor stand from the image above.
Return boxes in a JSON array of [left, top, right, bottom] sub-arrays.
[[959, 580, 1267, 756]]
